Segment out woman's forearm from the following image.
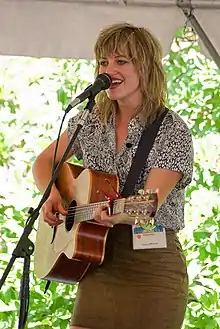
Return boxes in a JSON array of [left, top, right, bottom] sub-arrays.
[[32, 154, 59, 195]]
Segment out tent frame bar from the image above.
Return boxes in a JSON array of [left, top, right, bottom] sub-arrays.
[[65, 0, 220, 9], [177, 0, 220, 68], [59, 0, 220, 9]]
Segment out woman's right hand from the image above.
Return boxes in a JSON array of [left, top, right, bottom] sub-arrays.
[[42, 187, 68, 226]]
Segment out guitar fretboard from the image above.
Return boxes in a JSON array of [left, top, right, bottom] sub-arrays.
[[68, 199, 126, 224]]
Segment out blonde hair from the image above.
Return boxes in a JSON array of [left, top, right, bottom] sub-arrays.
[[94, 22, 167, 126]]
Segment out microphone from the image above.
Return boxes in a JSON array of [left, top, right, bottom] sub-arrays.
[[65, 73, 112, 113]]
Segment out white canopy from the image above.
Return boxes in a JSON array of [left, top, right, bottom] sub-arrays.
[[0, 0, 220, 68]]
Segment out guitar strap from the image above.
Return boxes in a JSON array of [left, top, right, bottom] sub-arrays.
[[121, 107, 169, 198]]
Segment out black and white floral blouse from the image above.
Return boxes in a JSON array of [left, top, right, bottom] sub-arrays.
[[68, 109, 194, 232]]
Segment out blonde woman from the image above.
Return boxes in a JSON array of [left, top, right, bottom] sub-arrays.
[[32, 23, 194, 329]]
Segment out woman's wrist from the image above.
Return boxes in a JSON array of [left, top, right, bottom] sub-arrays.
[[50, 185, 60, 198]]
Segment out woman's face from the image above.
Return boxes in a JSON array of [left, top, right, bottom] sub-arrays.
[[98, 54, 142, 108]]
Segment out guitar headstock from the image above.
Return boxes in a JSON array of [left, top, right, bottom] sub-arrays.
[[124, 190, 158, 218]]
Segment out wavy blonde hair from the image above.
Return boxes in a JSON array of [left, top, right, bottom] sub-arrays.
[[94, 23, 167, 126]]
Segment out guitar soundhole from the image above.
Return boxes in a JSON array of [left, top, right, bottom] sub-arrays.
[[65, 200, 77, 231]]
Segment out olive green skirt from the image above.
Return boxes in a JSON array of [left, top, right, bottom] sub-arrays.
[[71, 225, 188, 329]]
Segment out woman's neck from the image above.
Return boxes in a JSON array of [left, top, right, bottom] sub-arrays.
[[116, 105, 137, 126], [116, 97, 141, 125]]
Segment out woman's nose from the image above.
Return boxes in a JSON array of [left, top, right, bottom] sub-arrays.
[[104, 62, 117, 75]]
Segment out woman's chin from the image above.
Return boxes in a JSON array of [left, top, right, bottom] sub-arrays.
[[106, 91, 123, 101]]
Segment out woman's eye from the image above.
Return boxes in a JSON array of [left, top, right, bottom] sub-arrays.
[[99, 60, 108, 66], [117, 59, 127, 65]]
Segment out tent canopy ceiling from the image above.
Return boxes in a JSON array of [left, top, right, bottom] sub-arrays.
[[0, 0, 220, 67]]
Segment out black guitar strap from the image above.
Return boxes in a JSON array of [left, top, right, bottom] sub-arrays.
[[121, 107, 169, 198]]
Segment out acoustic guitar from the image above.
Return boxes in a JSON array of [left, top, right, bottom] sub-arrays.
[[34, 163, 157, 285]]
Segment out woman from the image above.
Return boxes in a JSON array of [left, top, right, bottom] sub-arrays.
[[32, 23, 194, 329]]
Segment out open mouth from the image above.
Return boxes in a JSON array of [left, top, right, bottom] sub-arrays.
[[110, 79, 123, 89]]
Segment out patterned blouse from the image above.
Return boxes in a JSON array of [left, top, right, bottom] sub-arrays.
[[68, 109, 194, 232]]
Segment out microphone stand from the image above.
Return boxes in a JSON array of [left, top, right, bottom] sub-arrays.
[[0, 96, 95, 329]]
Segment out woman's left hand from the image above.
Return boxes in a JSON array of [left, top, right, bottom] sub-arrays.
[[93, 206, 122, 227]]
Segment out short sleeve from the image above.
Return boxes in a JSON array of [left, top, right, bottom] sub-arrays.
[[68, 112, 83, 160], [153, 116, 194, 188]]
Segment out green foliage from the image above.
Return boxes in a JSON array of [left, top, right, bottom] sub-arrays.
[[164, 36, 220, 137], [0, 31, 219, 328], [163, 31, 220, 329]]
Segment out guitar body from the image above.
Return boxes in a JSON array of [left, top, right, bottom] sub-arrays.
[[34, 163, 119, 284]]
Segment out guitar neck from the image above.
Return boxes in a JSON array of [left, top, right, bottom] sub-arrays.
[[64, 192, 157, 225], [73, 199, 126, 224]]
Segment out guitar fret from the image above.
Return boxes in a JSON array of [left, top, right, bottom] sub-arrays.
[[113, 200, 125, 214]]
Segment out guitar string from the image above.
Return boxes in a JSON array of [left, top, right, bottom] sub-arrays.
[[66, 197, 153, 213], [55, 196, 155, 222], [67, 202, 124, 212], [65, 201, 152, 217], [63, 210, 153, 223], [61, 203, 153, 223], [64, 201, 126, 218], [66, 199, 125, 210]]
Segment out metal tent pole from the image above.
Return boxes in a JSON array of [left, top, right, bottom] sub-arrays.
[[177, 0, 220, 69]]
